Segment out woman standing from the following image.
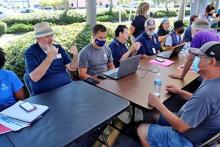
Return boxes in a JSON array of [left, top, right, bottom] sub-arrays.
[[130, 2, 150, 43]]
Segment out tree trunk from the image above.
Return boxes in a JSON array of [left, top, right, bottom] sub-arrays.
[[119, 0, 121, 23], [64, 0, 69, 10], [86, 0, 97, 28], [26, 0, 30, 8], [109, 0, 113, 13], [128, 0, 133, 22], [178, 0, 186, 20], [190, 0, 199, 16], [216, 0, 219, 11], [198, 0, 209, 15], [165, 1, 169, 15]]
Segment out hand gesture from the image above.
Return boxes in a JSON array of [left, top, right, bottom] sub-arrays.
[[47, 45, 58, 60], [130, 42, 141, 52], [165, 85, 180, 94], [148, 93, 162, 108], [69, 44, 78, 56], [169, 74, 183, 80]]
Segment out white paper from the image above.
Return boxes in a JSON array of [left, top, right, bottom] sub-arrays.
[[0, 115, 30, 131], [0, 101, 49, 123]]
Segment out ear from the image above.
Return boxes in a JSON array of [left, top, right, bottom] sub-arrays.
[[145, 28, 148, 32], [209, 57, 217, 65]]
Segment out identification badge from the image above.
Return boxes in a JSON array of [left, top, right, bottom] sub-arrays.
[[104, 53, 107, 58], [152, 48, 156, 54], [56, 53, 62, 59], [154, 37, 157, 43]]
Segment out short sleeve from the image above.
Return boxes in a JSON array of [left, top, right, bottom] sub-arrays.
[[106, 46, 113, 63], [79, 50, 89, 68], [10, 71, 23, 93], [58, 45, 71, 65], [131, 16, 140, 28], [136, 38, 146, 55], [179, 96, 210, 128], [165, 35, 173, 46], [190, 33, 202, 48], [157, 29, 165, 36], [24, 50, 39, 74], [183, 27, 192, 42]]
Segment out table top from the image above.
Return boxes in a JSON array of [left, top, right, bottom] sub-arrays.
[[5, 81, 129, 147], [0, 135, 13, 147], [96, 55, 199, 109]]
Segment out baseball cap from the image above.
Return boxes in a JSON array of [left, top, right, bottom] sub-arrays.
[[189, 41, 220, 61], [145, 18, 155, 29]]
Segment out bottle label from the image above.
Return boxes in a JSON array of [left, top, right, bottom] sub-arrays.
[[154, 79, 162, 86]]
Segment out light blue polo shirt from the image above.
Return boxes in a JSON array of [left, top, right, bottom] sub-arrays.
[[0, 69, 23, 111]]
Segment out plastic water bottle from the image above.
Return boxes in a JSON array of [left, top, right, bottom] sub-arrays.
[[154, 73, 162, 97]]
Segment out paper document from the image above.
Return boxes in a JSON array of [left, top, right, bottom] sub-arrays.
[[0, 115, 30, 131], [0, 101, 49, 123], [149, 59, 174, 67], [0, 123, 12, 134]]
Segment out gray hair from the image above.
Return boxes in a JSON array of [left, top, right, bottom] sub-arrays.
[[191, 19, 210, 31]]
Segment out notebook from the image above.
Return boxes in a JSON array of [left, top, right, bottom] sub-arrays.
[[0, 123, 11, 134], [0, 101, 49, 123], [149, 59, 174, 67]]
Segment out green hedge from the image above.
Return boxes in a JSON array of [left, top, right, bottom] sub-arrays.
[[6, 23, 34, 34], [3, 22, 117, 79], [0, 21, 7, 36], [2, 9, 190, 28], [3, 10, 86, 27]]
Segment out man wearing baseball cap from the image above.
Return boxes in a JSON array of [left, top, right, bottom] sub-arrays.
[[136, 18, 161, 58], [24, 22, 78, 95], [137, 41, 220, 146], [169, 19, 220, 80]]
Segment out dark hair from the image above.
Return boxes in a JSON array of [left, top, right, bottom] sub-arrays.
[[190, 15, 198, 24], [93, 24, 107, 35], [206, 4, 215, 13], [0, 48, 6, 68], [159, 24, 163, 30], [115, 25, 128, 37], [174, 20, 184, 30]]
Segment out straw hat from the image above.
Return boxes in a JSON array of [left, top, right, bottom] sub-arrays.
[[34, 22, 53, 38]]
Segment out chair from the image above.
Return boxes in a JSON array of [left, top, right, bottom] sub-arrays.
[[23, 73, 32, 96], [201, 132, 220, 147]]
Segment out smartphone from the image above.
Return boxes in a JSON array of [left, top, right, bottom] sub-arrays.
[[19, 102, 37, 112], [84, 78, 100, 85], [155, 58, 165, 62]]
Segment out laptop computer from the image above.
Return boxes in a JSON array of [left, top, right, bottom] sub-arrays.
[[156, 44, 184, 59], [103, 54, 141, 80]]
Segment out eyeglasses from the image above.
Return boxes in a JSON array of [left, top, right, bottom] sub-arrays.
[[147, 28, 155, 31]]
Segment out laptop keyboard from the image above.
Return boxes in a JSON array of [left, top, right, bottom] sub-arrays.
[[104, 68, 119, 76], [109, 72, 118, 77]]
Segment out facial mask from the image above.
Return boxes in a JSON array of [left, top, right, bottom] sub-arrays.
[[192, 56, 200, 72], [146, 31, 154, 36], [178, 28, 184, 34], [95, 39, 106, 47]]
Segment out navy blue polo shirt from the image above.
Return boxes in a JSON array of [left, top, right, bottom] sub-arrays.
[[108, 38, 129, 67], [24, 43, 72, 95], [136, 32, 161, 56]]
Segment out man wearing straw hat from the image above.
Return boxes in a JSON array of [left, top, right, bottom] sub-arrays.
[[24, 22, 78, 95]]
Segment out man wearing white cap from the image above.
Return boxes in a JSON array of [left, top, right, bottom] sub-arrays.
[[136, 18, 161, 58], [24, 22, 78, 95], [137, 41, 220, 146]]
